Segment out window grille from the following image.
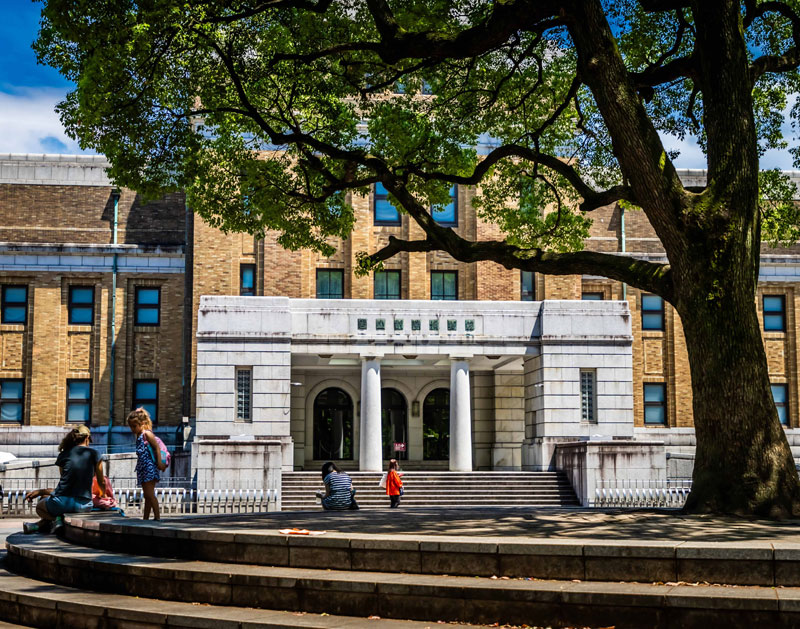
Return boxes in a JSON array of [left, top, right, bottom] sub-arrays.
[[237, 369, 252, 421], [580, 370, 596, 423]]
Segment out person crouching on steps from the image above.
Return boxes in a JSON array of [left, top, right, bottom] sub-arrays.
[[127, 408, 166, 520], [386, 459, 403, 508]]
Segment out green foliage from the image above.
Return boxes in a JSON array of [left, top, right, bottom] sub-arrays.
[[33, 0, 800, 261], [760, 169, 800, 247]]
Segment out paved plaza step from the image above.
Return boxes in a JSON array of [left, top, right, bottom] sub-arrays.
[[6, 532, 800, 629], [282, 471, 580, 509], [0, 564, 457, 628]]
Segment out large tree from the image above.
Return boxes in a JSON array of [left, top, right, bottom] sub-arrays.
[[36, 0, 800, 515]]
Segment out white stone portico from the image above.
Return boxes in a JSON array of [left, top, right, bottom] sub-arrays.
[[194, 296, 640, 479]]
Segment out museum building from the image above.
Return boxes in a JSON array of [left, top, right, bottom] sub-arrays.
[[0, 153, 798, 473]]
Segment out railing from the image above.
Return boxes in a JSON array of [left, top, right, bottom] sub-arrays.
[[0, 486, 280, 517], [593, 479, 692, 508]]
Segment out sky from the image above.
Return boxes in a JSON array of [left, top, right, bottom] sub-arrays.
[[0, 2, 795, 170]]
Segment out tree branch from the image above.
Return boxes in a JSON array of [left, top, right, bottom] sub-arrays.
[[747, 1, 800, 79], [368, 236, 674, 299]]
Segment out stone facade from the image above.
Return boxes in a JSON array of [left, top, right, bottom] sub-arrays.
[[3, 153, 800, 472]]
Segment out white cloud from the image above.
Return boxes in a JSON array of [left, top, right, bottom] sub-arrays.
[[0, 87, 93, 155]]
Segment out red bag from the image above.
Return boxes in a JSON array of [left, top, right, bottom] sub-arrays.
[[92, 476, 117, 509]]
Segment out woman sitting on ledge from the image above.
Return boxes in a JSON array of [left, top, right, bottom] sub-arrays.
[[317, 462, 358, 510], [23, 424, 105, 534]]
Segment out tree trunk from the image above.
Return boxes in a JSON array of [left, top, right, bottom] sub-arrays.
[[677, 270, 800, 516]]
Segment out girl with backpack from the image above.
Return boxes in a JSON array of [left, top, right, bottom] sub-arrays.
[[127, 407, 168, 520]]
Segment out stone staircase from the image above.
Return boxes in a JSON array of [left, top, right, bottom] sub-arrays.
[[281, 470, 580, 510], [2, 511, 800, 628]]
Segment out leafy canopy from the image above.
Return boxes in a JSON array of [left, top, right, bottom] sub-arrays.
[[34, 0, 800, 266]]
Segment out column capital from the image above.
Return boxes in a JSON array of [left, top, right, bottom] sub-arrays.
[[360, 352, 383, 361], [448, 354, 473, 362]]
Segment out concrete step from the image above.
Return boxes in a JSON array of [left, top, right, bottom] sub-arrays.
[[7, 533, 800, 629], [0, 564, 458, 628]]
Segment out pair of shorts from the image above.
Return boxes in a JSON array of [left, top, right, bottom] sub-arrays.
[[44, 494, 93, 517]]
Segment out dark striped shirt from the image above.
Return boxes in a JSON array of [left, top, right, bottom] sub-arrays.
[[322, 472, 352, 510]]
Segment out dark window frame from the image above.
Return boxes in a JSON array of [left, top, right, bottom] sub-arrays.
[[316, 269, 345, 299], [133, 379, 159, 425], [66, 378, 92, 425], [431, 185, 458, 227], [521, 271, 535, 301], [236, 368, 252, 421], [580, 369, 597, 423], [763, 294, 787, 332], [134, 287, 161, 327], [374, 269, 402, 300], [1, 285, 27, 325], [772, 383, 789, 426], [0, 378, 24, 423], [68, 285, 95, 325], [643, 382, 667, 425], [582, 292, 605, 301], [641, 293, 665, 331], [431, 270, 458, 301], [239, 264, 256, 296], [373, 183, 402, 226]]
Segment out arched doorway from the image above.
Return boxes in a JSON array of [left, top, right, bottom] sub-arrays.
[[381, 388, 408, 461], [313, 387, 353, 460], [423, 388, 450, 460]]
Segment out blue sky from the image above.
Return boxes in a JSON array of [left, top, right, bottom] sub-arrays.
[[0, 2, 795, 169]]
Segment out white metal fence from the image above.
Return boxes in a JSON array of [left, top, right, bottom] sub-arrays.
[[0, 486, 280, 517], [593, 479, 692, 508]]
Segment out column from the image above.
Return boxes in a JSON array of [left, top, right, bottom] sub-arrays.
[[449, 357, 472, 471], [359, 356, 383, 471]]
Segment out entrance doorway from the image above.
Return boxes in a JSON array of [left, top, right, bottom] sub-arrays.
[[381, 388, 408, 461], [423, 388, 450, 460], [313, 387, 354, 460]]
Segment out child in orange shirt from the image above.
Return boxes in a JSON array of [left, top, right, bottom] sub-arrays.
[[386, 458, 403, 508]]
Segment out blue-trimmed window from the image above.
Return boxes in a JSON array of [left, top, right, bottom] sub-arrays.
[[66, 379, 91, 424], [317, 269, 344, 299], [374, 183, 401, 225], [772, 383, 789, 426], [521, 271, 535, 301], [1, 286, 27, 324], [375, 270, 401, 300], [133, 380, 158, 424], [432, 186, 458, 226], [0, 380, 23, 423], [240, 264, 256, 296], [763, 295, 786, 332], [643, 383, 666, 425], [68, 286, 94, 325], [641, 294, 664, 330], [431, 271, 458, 300], [582, 292, 604, 301], [134, 287, 160, 326]]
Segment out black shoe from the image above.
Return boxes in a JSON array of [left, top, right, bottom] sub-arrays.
[[349, 498, 360, 510]]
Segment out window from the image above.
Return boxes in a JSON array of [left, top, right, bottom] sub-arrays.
[[521, 271, 535, 301], [763, 295, 786, 332], [643, 383, 666, 425], [68, 286, 94, 325], [423, 388, 450, 460], [375, 270, 401, 300], [431, 271, 458, 300], [133, 380, 158, 424], [66, 380, 91, 424], [641, 294, 664, 330], [134, 287, 160, 326], [582, 292, 604, 301], [580, 370, 596, 423], [236, 368, 252, 421], [772, 383, 789, 426], [432, 186, 458, 226], [374, 182, 401, 225], [316, 269, 344, 299], [240, 264, 256, 296], [0, 379, 23, 423], [1, 286, 27, 324]]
